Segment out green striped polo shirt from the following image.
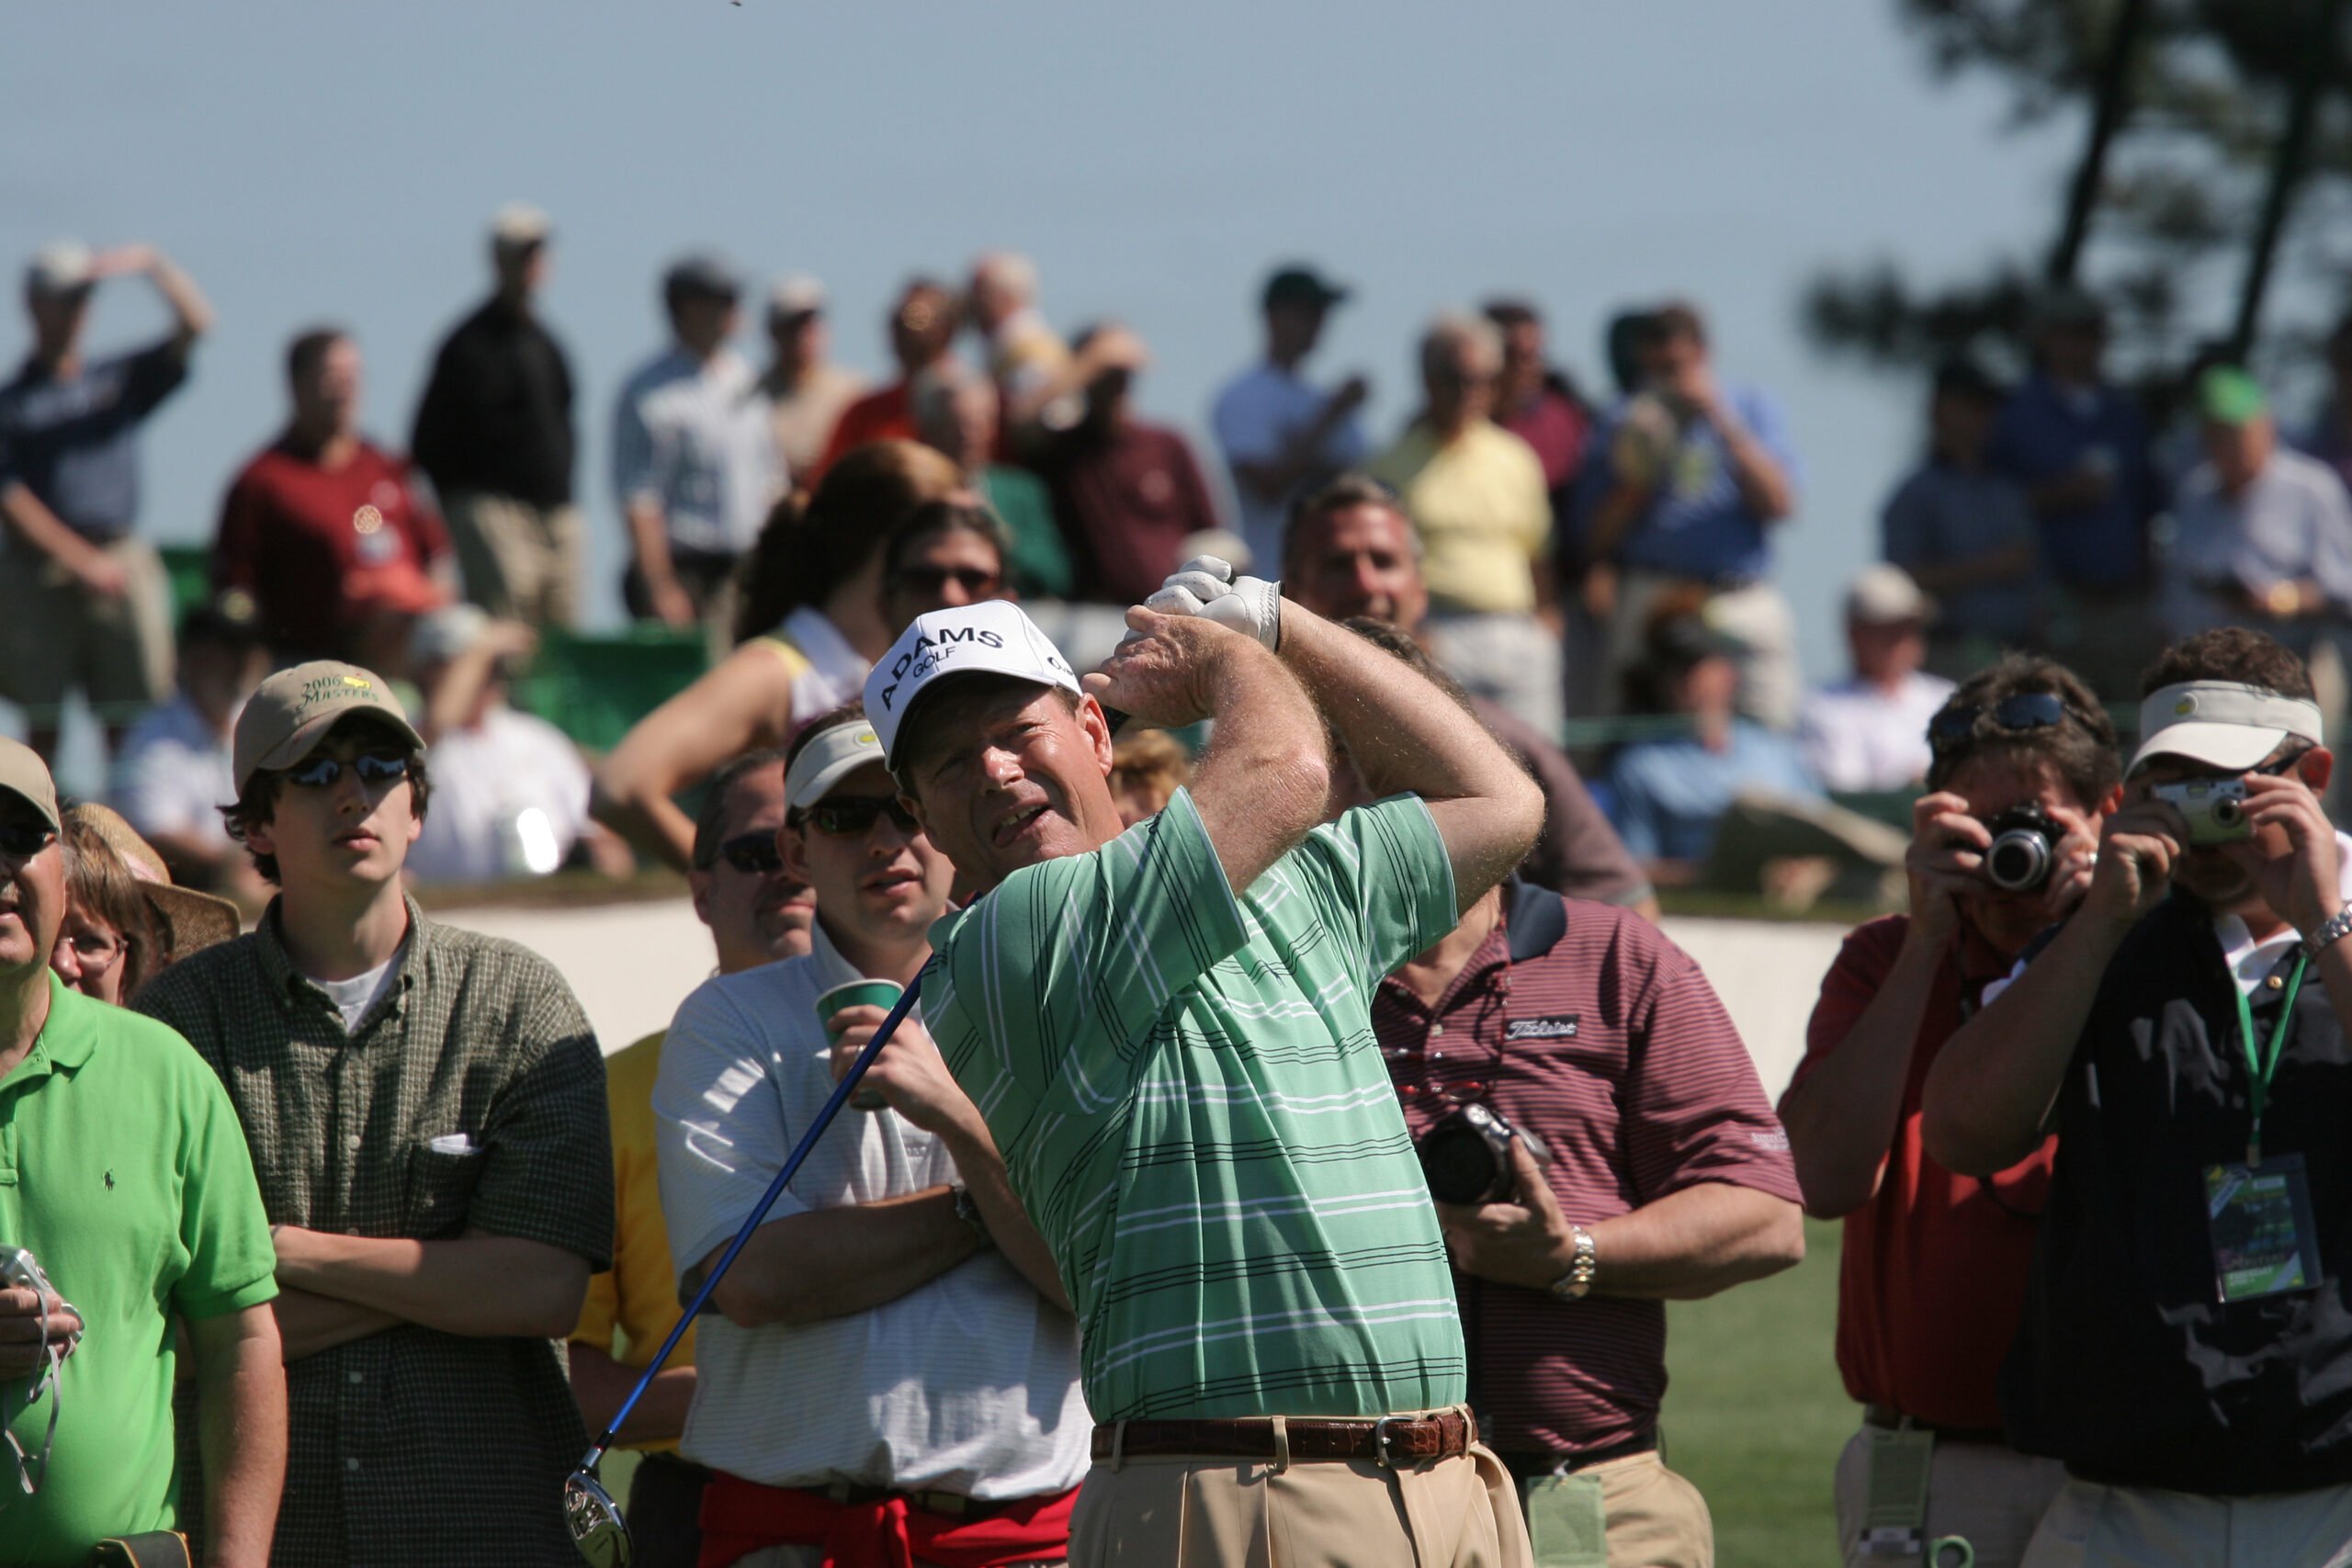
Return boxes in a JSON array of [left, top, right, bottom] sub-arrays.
[[925, 788, 1466, 1421]]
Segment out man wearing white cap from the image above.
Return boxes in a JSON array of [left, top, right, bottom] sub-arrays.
[[868, 581, 1544, 1568], [1926, 626, 2352, 1564], [1798, 564, 1957, 793], [650, 703, 1087, 1568], [0, 240, 213, 759], [758, 275, 867, 480]]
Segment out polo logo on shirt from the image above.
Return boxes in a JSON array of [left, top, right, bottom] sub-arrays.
[[1505, 1014, 1578, 1042]]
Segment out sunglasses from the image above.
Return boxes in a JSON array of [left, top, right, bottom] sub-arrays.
[[797, 795, 920, 838], [717, 832, 785, 874], [1928, 693, 2071, 752], [892, 565, 1001, 598], [287, 752, 412, 789], [0, 822, 56, 860]]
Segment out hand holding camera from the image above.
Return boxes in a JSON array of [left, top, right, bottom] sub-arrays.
[[1425, 1118, 1580, 1292]]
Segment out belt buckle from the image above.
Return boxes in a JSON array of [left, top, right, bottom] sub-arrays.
[[1372, 1416, 1403, 1469]]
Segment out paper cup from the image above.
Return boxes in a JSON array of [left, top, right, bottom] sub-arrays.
[[815, 979, 904, 1110]]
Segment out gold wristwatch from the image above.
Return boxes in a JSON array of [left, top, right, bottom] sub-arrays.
[[1549, 1224, 1598, 1301]]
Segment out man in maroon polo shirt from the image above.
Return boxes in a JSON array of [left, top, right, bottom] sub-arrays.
[[1781, 658, 2117, 1568], [1347, 629, 1804, 1568]]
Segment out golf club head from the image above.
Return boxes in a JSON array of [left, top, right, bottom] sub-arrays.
[[564, 1466, 633, 1568]]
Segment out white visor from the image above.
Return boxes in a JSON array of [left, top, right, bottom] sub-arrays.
[[2129, 681, 2324, 775], [784, 716, 888, 809], [865, 601, 1084, 768]]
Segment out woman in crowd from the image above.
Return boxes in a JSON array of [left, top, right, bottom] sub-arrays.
[[50, 803, 241, 1004]]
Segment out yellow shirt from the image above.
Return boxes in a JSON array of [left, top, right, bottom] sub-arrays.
[[571, 1031, 695, 1452], [1368, 419, 1551, 615]]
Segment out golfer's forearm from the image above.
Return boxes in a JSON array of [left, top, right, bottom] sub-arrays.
[[195, 1308, 287, 1568], [707, 1189, 980, 1326], [1586, 1184, 1804, 1300], [1187, 637, 1331, 893], [1922, 921, 2118, 1175], [570, 1341, 695, 1445], [277, 1229, 591, 1338], [1780, 941, 1942, 1218]]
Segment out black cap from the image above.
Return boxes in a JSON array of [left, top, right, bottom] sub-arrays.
[[1262, 265, 1349, 310], [664, 253, 742, 303]]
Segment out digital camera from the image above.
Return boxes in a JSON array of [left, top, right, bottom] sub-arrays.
[[2152, 776, 2253, 845], [1416, 1102, 1554, 1207], [1981, 802, 2064, 894]]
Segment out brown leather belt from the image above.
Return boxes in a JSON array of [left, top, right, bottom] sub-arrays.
[[1091, 1409, 1476, 1466]]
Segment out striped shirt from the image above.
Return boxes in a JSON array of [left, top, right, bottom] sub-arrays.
[[925, 789, 1465, 1421], [1374, 881, 1803, 1457]]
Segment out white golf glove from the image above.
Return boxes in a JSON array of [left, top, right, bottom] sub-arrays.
[[1143, 556, 1283, 651]]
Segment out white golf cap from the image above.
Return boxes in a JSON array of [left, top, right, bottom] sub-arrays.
[[785, 714, 888, 808], [769, 274, 826, 318], [2129, 680, 2324, 776], [865, 601, 1083, 768], [1846, 563, 1935, 626], [27, 242, 93, 296], [491, 203, 552, 248]]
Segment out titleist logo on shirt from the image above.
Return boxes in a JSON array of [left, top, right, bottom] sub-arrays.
[[1505, 1015, 1578, 1042]]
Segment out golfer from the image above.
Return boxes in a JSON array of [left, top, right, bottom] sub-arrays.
[[865, 581, 1544, 1568]]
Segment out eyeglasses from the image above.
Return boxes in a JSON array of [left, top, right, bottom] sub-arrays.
[[55, 928, 123, 966], [717, 832, 785, 874], [891, 565, 1001, 598], [0, 822, 55, 860], [1928, 693, 2071, 752], [797, 795, 920, 838], [287, 752, 412, 789]]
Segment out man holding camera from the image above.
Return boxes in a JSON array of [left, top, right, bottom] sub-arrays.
[[1925, 628, 2352, 1563], [1782, 660, 2119, 1568]]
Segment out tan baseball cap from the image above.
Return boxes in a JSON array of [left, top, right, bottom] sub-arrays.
[[0, 737, 60, 832], [232, 661, 425, 794]]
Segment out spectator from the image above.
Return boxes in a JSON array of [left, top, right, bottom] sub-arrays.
[[758, 275, 867, 479], [1283, 474, 1656, 913], [1034, 322, 1222, 605], [1577, 302, 1804, 730], [409, 204, 580, 628], [1210, 264, 1369, 574], [1799, 565, 1957, 793], [569, 747, 815, 1568], [1606, 612, 1822, 886], [910, 360, 1073, 598], [612, 254, 779, 631], [213, 327, 456, 669], [1368, 312, 1558, 732], [1988, 288, 2160, 702], [1370, 679, 1804, 1565], [1882, 360, 2041, 680], [653, 706, 1088, 1568], [2163, 367, 2352, 670], [814, 278, 961, 479], [2295, 313, 2352, 496], [592, 441, 965, 869], [401, 604, 629, 885], [110, 592, 271, 902], [0, 242, 210, 759], [1484, 299, 1592, 506], [875, 596, 1544, 1568], [1784, 658, 2115, 1568], [1923, 627, 2352, 1562], [967, 249, 1080, 444], [0, 738, 285, 1567], [135, 662, 612, 1566], [51, 802, 242, 1003], [1109, 727, 1191, 826]]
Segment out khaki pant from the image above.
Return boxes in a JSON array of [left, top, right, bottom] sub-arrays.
[[1069, 1434, 1532, 1568], [0, 536, 173, 725], [444, 491, 583, 627], [2021, 1477, 2352, 1568], [1516, 1450, 1713, 1568], [1834, 1428, 2066, 1568]]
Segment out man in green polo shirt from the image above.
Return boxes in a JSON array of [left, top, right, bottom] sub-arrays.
[[865, 590, 1544, 1568], [0, 737, 284, 1568]]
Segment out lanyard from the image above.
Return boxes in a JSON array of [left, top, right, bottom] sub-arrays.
[[2231, 951, 2309, 1168]]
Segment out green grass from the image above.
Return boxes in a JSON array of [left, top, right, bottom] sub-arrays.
[[1661, 1217, 1851, 1568]]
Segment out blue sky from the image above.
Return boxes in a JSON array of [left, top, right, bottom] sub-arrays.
[[5, 0, 2085, 738]]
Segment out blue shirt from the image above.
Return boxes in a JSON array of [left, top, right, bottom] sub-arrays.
[[0, 338, 187, 540], [1606, 722, 1821, 863], [1573, 384, 1799, 582], [1880, 460, 2040, 641], [1988, 374, 2156, 591]]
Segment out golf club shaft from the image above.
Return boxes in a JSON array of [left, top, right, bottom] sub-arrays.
[[580, 976, 925, 1465]]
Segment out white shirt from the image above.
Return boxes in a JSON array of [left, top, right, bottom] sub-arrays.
[[1210, 361, 1367, 574], [404, 705, 592, 885], [2162, 447, 2352, 640], [651, 921, 1091, 1495], [1797, 670, 1956, 793], [763, 605, 871, 735], [611, 345, 781, 556], [308, 939, 406, 1032], [110, 693, 239, 853]]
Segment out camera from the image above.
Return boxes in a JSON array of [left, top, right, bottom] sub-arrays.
[[2152, 776, 2253, 845], [1417, 1103, 1553, 1207], [1981, 802, 2064, 894]]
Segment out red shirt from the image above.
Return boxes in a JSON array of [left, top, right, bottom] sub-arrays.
[[814, 382, 914, 479], [1498, 382, 1589, 493], [1374, 881, 1803, 1456], [1792, 914, 2057, 1430], [1035, 419, 1220, 605], [214, 436, 450, 661]]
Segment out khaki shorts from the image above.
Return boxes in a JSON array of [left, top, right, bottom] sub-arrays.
[[443, 491, 583, 628], [0, 536, 173, 722]]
